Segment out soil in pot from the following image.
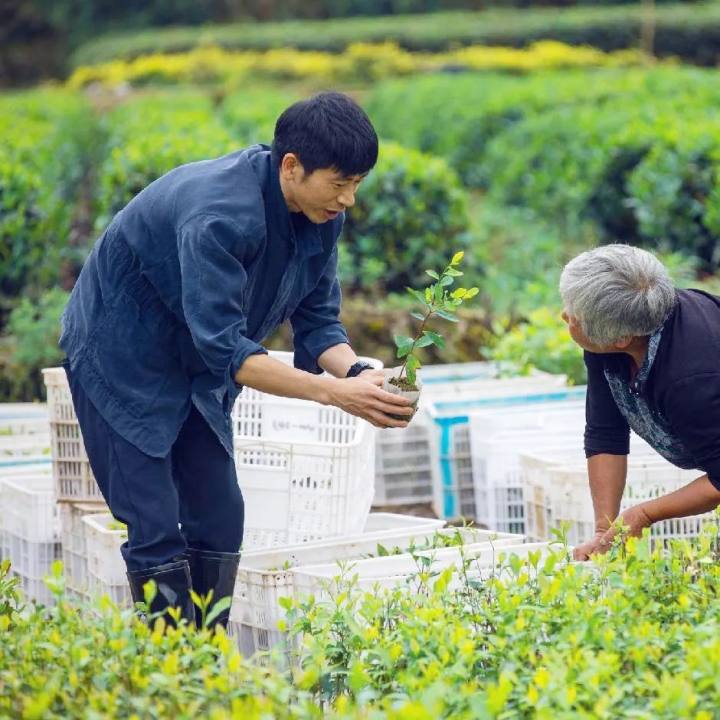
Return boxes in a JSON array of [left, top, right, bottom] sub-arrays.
[[384, 375, 422, 421]]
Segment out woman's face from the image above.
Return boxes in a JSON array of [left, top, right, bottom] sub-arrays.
[[561, 310, 614, 354]]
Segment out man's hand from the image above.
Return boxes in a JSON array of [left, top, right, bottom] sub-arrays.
[[325, 376, 414, 429], [357, 368, 386, 388]]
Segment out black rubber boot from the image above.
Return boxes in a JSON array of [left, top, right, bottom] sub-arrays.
[[182, 547, 240, 630], [127, 558, 196, 628]]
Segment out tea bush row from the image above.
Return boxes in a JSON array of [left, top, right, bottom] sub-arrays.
[[71, 2, 720, 67], [67, 41, 643, 90], [93, 90, 475, 294], [368, 67, 720, 267], [2, 528, 720, 718], [0, 90, 98, 298]]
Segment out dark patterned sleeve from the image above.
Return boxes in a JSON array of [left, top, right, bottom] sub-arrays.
[[584, 351, 631, 457]]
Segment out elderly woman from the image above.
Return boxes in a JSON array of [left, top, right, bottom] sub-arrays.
[[559, 244, 720, 560]]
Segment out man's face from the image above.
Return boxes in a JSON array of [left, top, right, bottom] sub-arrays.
[[279, 154, 366, 224]]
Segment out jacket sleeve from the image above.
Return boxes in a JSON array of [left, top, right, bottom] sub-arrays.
[[662, 373, 720, 490], [290, 244, 349, 374], [584, 351, 630, 457], [178, 214, 267, 394]]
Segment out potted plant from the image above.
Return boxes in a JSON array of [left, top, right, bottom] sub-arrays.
[[384, 251, 478, 417]]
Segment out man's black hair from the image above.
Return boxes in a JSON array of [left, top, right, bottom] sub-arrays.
[[272, 91, 379, 177]]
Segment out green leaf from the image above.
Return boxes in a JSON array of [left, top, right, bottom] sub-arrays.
[[415, 334, 434, 348], [465, 287, 479, 299], [395, 336, 414, 358], [424, 330, 445, 349], [435, 309, 459, 323], [411, 311, 425, 321], [204, 596, 232, 628], [405, 354, 420, 385], [425, 269, 439, 280], [451, 251, 465, 265], [407, 288, 427, 306], [445, 268, 463, 277], [440, 275, 454, 287]]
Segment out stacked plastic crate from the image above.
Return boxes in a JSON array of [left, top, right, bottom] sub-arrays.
[[0, 407, 51, 481], [469, 399, 586, 534], [0, 473, 60, 605], [229, 512, 447, 655], [42, 369, 117, 600], [0, 406, 59, 604], [424, 380, 583, 521], [520, 438, 716, 545], [231, 351, 381, 548], [373, 362, 499, 507]]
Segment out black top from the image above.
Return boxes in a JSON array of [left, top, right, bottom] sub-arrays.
[[584, 288, 720, 490]]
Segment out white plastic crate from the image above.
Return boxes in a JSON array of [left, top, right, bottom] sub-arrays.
[[0, 435, 51, 458], [0, 474, 58, 543], [82, 513, 131, 606], [15, 574, 57, 607], [230, 519, 513, 657], [372, 363, 537, 508], [425, 381, 581, 520], [469, 404, 586, 535], [520, 442, 714, 544], [42, 368, 104, 503], [292, 540, 554, 598], [59, 501, 108, 598], [0, 459, 51, 477], [3, 533, 61, 605], [553, 459, 714, 545], [233, 351, 381, 549], [374, 423, 433, 506], [0, 405, 48, 436]]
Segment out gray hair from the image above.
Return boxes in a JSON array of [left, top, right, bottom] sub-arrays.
[[559, 244, 677, 346]]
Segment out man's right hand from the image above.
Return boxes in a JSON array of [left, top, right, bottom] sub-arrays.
[[324, 376, 414, 429]]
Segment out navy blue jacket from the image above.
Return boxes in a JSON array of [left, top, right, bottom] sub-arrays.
[[584, 289, 720, 490], [60, 145, 349, 457]]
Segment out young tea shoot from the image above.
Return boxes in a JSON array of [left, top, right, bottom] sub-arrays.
[[392, 251, 478, 390]]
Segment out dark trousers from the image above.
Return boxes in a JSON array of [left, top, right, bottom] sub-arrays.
[[64, 363, 244, 572]]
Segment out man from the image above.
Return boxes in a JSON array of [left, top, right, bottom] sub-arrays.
[[559, 244, 720, 560], [59, 92, 413, 627]]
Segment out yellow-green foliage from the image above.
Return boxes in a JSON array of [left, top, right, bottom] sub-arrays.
[[491, 307, 587, 385], [2, 529, 720, 718], [67, 41, 645, 89]]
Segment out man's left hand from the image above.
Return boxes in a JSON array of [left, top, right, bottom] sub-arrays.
[[357, 368, 387, 388]]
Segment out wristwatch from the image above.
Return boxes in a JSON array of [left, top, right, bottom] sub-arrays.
[[346, 361, 374, 378]]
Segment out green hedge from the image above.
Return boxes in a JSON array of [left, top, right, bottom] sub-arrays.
[[94, 92, 236, 230], [220, 86, 300, 146], [340, 142, 474, 294], [369, 67, 720, 267], [0, 90, 98, 298], [72, 3, 720, 68], [3, 529, 720, 717], [0, 288, 69, 401]]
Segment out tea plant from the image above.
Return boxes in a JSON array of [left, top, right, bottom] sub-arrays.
[[392, 251, 478, 389]]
